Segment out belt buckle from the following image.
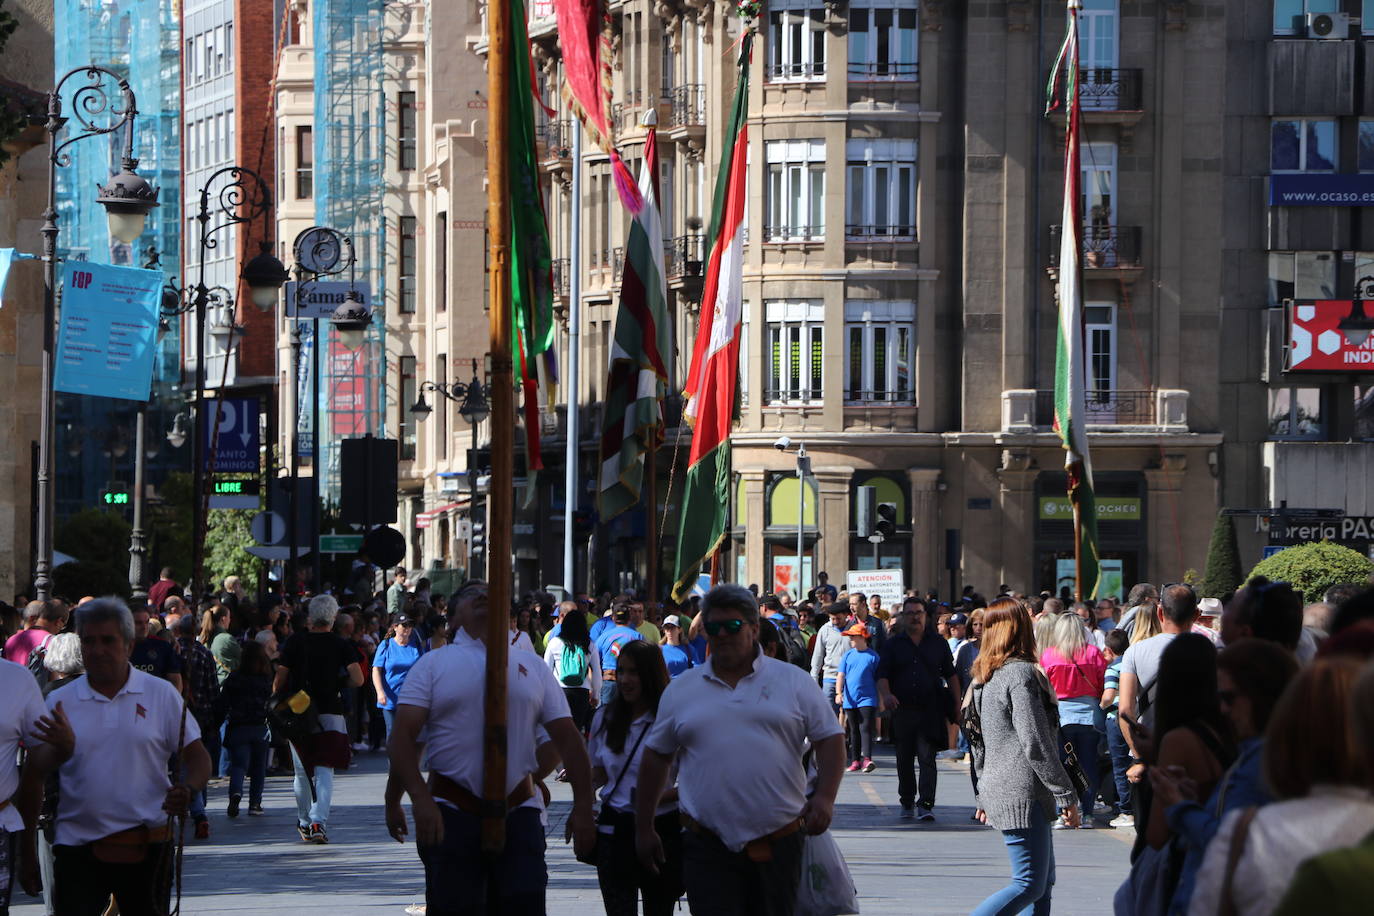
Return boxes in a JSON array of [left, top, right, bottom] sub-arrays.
[[744, 837, 773, 863]]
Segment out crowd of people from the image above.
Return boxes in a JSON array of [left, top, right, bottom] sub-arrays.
[[3, 564, 1374, 916]]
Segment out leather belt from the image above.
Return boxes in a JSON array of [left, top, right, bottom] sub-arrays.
[[96, 823, 171, 845], [680, 811, 804, 863], [603, 670, 618, 682], [428, 772, 534, 819]]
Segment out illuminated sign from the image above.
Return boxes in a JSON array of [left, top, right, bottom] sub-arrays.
[[1288, 300, 1374, 372]]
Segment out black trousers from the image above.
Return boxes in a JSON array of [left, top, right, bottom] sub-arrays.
[[893, 707, 939, 810], [681, 827, 804, 916], [52, 842, 172, 916], [595, 811, 684, 916], [844, 706, 876, 762], [564, 686, 592, 735], [418, 805, 546, 915]]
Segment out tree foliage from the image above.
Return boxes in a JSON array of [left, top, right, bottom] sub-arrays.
[[204, 508, 259, 597], [1202, 512, 1242, 599], [0, 1, 30, 167], [53, 509, 133, 601], [1247, 540, 1374, 604]]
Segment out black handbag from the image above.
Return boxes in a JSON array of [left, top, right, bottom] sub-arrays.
[[267, 689, 322, 743], [1061, 740, 1092, 800]]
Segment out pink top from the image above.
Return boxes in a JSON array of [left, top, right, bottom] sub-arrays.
[[2, 628, 49, 668], [1039, 645, 1107, 699]]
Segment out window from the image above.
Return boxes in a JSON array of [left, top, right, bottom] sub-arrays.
[[399, 216, 418, 313], [845, 300, 914, 404], [399, 356, 417, 459], [1268, 387, 1323, 439], [296, 126, 313, 199], [226, 24, 234, 71], [1275, 0, 1338, 34], [185, 39, 195, 83], [1271, 118, 1337, 172], [1359, 120, 1374, 172], [739, 301, 750, 405], [766, 140, 825, 241], [1267, 251, 1336, 307], [437, 353, 448, 460], [767, 1, 826, 81], [1085, 303, 1116, 394], [846, 138, 916, 239], [848, 2, 917, 80], [214, 26, 224, 75], [766, 299, 824, 405], [436, 211, 448, 312], [398, 91, 417, 171]]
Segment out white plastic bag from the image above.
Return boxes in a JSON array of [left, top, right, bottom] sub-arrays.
[[796, 830, 860, 916]]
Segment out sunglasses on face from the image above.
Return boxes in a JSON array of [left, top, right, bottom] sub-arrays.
[[704, 618, 747, 636]]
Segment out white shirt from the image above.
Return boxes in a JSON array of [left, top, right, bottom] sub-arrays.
[[0, 660, 47, 832], [645, 648, 841, 851], [46, 667, 202, 846], [509, 629, 537, 655], [543, 635, 603, 695], [1188, 785, 1374, 916], [397, 628, 571, 810], [588, 709, 676, 820]]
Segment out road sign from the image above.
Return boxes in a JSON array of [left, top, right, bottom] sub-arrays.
[[1262, 545, 1288, 559], [210, 478, 260, 510], [319, 533, 364, 554], [846, 569, 906, 609], [204, 398, 260, 473], [251, 510, 287, 546]]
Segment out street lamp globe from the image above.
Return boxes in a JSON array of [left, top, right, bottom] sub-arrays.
[[95, 159, 160, 245], [1337, 298, 1374, 348], [459, 382, 491, 426], [330, 289, 371, 349], [410, 392, 434, 419], [166, 412, 189, 449], [242, 242, 289, 311]]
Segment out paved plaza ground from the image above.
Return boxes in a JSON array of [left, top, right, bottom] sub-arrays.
[[12, 748, 1131, 914]]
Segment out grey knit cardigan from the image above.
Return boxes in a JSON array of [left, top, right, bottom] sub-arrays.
[[969, 659, 1079, 830]]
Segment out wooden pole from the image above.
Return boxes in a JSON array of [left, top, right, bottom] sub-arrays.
[[1071, 463, 1083, 603], [645, 436, 657, 607], [482, 0, 512, 856]]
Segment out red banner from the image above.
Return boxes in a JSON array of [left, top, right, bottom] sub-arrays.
[[1289, 300, 1374, 370]]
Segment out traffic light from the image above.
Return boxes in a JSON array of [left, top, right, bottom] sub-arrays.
[[100, 486, 131, 507], [470, 520, 486, 555], [875, 502, 898, 538]]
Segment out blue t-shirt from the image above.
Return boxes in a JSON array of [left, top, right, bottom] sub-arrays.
[[1104, 657, 1122, 718], [660, 643, 692, 679], [373, 635, 425, 710], [594, 624, 642, 673], [686, 635, 707, 666], [589, 615, 615, 643], [838, 647, 880, 709]]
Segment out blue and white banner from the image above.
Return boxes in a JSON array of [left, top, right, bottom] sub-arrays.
[[1269, 173, 1374, 207], [0, 248, 36, 300], [54, 261, 161, 401]]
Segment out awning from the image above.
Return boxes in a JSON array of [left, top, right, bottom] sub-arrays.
[[415, 501, 465, 528]]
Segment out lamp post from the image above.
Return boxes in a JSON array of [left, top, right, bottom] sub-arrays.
[[409, 358, 491, 576], [775, 438, 812, 601], [33, 66, 160, 602], [284, 226, 369, 600]]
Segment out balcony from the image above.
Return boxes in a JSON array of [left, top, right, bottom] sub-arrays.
[[665, 84, 705, 147], [1047, 224, 1143, 281], [612, 246, 625, 286], [1051, 68, 1145, 143], [538, 120, 572, 180], [847, 61, 919, 82], [1000, 389, 1190, 433], [551, 257, 569, 301]]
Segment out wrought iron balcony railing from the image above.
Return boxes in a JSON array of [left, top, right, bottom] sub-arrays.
[[1034, 389, 1157, 426], [539, 119, 572, 159], [664, 234, 704, 281], [764, 225, 825, 243], [1048, 224, 1142, 269], [845, 223, 917, 241], [551, 257, 569, 298], [667, 84, 705, 129], [847, 61, 919, 81], [766, 62, 826, 81], [1079, 68, 1143, 112]]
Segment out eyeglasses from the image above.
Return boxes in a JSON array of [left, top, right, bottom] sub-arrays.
[[704, 618, 747, 636]]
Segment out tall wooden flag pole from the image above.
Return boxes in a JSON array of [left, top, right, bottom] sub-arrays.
[[483, 0, 513, 855]]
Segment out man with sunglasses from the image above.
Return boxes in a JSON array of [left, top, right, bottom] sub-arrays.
[[634, 584, 844, 916], [385, 580, 597, 914], [876, 597, 959, 821]]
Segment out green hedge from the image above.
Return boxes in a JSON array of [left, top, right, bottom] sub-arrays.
[[1246, 541, 1374, 604]]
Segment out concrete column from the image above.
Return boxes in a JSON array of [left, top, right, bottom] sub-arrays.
[[813, 466, 855, 585], [907, 468, 942, 595], [996, 453, 1039, 594], [741, 468, 767, 589], [1144, 454, 1187, 584]]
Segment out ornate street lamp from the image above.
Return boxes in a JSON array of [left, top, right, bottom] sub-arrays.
[[34, 66, 160, 602]]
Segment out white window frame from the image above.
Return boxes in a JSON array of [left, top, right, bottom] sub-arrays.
[[739, 301, 751, 406], [847, 0, 918, 81], [767, 0, 827, 82], [765, 299, 825, 406], [846, 138, 917, 240], [1084, 302, 1116, 396], [1274, 0, 1339, 36], [844, 300, 915, 405], [1271, 117, 1338, 173], [766, 139, 826, 242]]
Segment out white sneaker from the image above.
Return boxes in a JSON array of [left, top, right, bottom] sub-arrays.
[[1051, 816, 1072, 830], [1110, 813, 1135, 829], [404, 905, 426, 916]]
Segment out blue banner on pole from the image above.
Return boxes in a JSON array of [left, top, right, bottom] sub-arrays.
[[204, 397, 261, 472], [54, 262, 161, 401], [1269, 173, 1374, 207]]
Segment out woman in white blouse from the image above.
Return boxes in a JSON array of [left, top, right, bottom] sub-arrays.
[[1187, 656, 1374, 916], [543, 607, 603, 735], [587, 641, 682, 916]]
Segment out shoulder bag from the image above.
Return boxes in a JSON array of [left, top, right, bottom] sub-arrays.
[[1034, 668, 1092, 801], [592, 719, 653, 868]]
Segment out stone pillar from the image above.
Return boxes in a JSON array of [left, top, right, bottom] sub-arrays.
[[1144, 454, 1187, 583], [907, 468, 941, 594], [996, 450, 1039, 594], [812, 466, 855, 588], [740, 468, 767, 589]]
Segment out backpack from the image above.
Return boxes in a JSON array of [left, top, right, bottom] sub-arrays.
[[778, 622, 810, 670], [559, 643, 588, 687], [27, 636, 52, 690]]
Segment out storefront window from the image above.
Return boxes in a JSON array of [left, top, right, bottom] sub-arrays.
[[1268, 387, 1323, 439], [1267, 251, 1336, 307]]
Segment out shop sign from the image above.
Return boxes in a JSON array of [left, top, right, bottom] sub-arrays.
[[1288, 300, 1374, 371], [1277, 515, 1374, 543], [1269, 173, 1374, 207], [1038, 497, 1141, 521]]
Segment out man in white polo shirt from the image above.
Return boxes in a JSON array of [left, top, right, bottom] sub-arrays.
[[635, 584, 845, 916], [2, 653, 48, 907], [18, 598, 210, 916], [385, 579, 596, 914]]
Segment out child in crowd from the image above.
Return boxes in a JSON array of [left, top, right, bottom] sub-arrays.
[[1101, 627, 1135, 828], [835, 622, 880, 773]]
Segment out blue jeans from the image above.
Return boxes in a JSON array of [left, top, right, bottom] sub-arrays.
[[290, 745, 334, 828], [1060, 723, 1100, 818], [381, 706, 396, 740], [600, 680, 618, 707], [823, 679, 839, 718], [1106, 716, 1133, 815], [972, 806, 1057, 916], [225, 723, 269, 808]]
